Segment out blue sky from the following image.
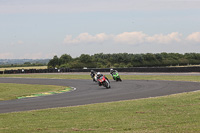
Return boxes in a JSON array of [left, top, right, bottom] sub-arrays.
[[0, 0, 200, 59]]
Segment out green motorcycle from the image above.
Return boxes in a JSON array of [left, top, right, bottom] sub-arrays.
[[112, 72, 122, 82]]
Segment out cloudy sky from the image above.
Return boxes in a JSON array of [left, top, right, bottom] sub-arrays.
[[1, 0, 200, 59]]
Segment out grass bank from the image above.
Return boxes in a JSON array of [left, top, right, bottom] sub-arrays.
[[1, 73, 200, 82], [0, 83, 70, 101], [1, 91, 200, 132]]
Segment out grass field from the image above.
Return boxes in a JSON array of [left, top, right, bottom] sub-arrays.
[[1, 73, 200, 82], [0, 83, 70, 101], [0, 66, 47, 71], [0, 74, 200, 132]]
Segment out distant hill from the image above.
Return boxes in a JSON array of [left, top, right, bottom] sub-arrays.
[[0, 59, 50, 65]]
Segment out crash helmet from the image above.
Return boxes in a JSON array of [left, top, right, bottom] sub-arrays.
[[91, 70, 94, 72], [110, 68, 113, 72], [97, 72, 101, 76]]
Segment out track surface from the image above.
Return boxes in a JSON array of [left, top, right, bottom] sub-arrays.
[[1, 78, 200, 113]]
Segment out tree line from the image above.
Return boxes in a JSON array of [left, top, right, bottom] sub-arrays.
[[47, 53, 200, 69]]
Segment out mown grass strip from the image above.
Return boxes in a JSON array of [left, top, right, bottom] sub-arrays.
[[0, 83, 70, 101], [121, 74, 200, 82], [17, 87, 72, 99], [1, 73, 200, 82], [1, 91, 200, 133], [0, 74, 90, 79], [0, 66, 47, 71]]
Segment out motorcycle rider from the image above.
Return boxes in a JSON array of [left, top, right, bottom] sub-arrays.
[[90, 70, 96, 81], [110, 68, 118, 79], [110, 68, 118, 75], [96, 72, 103, 78], [96, 72, 109, 86]]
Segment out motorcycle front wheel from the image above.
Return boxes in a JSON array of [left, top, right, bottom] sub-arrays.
[[105, 80, 111, 89]]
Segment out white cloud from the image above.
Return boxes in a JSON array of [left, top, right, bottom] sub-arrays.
[[17, 40, 24, 44], [63, 32, 185, 45], [146, 32, 183, 44], [114, 32, 147, 45], [64, 33, 112, 44], [186, 32, 200, 43]]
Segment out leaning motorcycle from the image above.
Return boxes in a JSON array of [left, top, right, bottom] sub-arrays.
[[90, 73, 97, 82], [98, 76, 111, 89], [112, 72, 122, 82]]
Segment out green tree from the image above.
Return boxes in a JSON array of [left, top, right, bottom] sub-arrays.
[[48, 55, 59, 68], [47, 52, 200, 69], [79, 54, 92, 63], [60, 54, 72, 64], [24, 62, 31, 66]]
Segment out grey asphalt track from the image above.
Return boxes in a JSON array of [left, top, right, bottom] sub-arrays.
[[0, 77, 200, 113]]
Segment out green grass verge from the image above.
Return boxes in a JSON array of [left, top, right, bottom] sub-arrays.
[[0, 74, 90, 79], [0, 83, 70, 101], [1, 74, 200, 82], [1, 91, 200, 133], [0, 66, 47, 71], [121, 75, 200, 82]]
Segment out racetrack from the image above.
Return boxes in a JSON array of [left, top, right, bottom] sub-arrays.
[[1, 77, 200, 113]]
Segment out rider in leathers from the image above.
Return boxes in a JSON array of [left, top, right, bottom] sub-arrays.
[[96, 72, 109, 86], [90, 70, 96, 81], [110, 69, 118, 79]]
